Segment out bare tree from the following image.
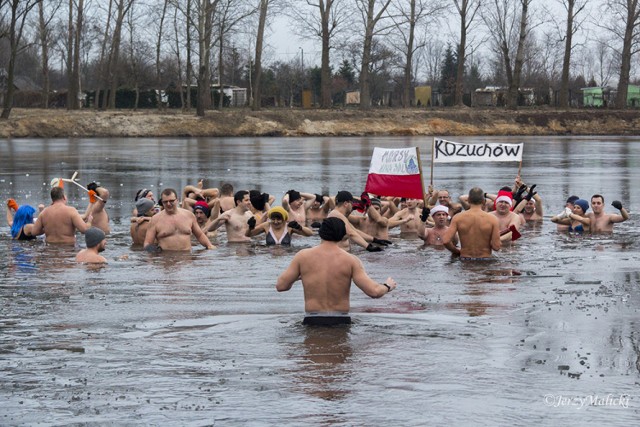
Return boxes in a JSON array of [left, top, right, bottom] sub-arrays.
[[355, 0, 394, 109], [555, 0, 588, 108], [600, 0, 640, 108], [195, 0, 218, 117], [453, 0, 482, 107], [1, 0, 41, 119], [67, 0, 84, 109], [154, 0, 169, 110], [482, 0, 535, 109], [37, 0, 62, 108], [94, 0, 114, 109], [214, 0, 255, 109], [388, 0, 447, 108], [252, 0, 271, 110], [287, 0, 346, 108], [106, 0, 135, 109]]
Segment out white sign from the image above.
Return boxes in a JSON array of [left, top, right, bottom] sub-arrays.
[[433, 139, 523, 163]]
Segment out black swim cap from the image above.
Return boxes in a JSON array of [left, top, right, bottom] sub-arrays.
[[319, 217, 346, 242]]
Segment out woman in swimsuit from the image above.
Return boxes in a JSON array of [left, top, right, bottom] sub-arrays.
[[6, 200, 37, 240], [551, 198, 590, 233], [246, 206, 313, 245]]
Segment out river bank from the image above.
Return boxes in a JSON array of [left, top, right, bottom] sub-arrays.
[[1, 107, 640, 138]]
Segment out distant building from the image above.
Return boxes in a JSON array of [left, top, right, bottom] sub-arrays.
[[581, 87, 614, 107], [414, 86, 432, 107], [582, 85, 640, 107]]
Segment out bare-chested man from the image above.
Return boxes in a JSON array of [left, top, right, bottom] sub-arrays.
[[586, 194, 629, 233], [130, 198, 156, 245], [350, 198, 410, 240], [143, 188, 215, 251], [306, 193, 334, 228], [206, 190, 253, 243], [421, 205, 458, 247], [84, 183, 110, 234], [394, 198, 424, 238], [490, 194, 525, 242], [276, 217, 397, 326], [328, 191, 386, 252], [76, 227, 107, 263], [282, 190, 316, 225], [193, 199, 219, 239], [219, 183, 236, 212], [443, 187, 501, 259], [428, 189, 462, 218], [31, 187, 91, 244]]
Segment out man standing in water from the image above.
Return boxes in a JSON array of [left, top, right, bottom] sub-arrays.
[[31, 187, 91, 244], [206, 190, 253, 242], [144, 188, 215, 251], [276, 217, 397, 326], [76, 227, 107, 263], [443, 187, 501, 259], [587, 194, 629, 232]]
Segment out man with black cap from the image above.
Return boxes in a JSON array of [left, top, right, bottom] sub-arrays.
[[276, 217, 397, 326], [328, 190, 388, 252], [282, 189, 316, 225], [76, 226, 107, 263]]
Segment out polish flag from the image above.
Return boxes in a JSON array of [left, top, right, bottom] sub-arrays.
[[364, 147, 425, 199]]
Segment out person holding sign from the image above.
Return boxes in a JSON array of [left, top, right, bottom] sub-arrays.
[[443, 187, 501, 259]]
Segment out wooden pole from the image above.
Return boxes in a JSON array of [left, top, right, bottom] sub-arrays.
[[430, 137, 435, 186], [416, 147, 428, 207]]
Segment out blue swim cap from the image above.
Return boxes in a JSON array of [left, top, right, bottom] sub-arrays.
[[574, 199, 589, 213]]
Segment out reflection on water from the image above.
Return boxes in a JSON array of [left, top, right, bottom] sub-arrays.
[[1, 136, 639, 424]]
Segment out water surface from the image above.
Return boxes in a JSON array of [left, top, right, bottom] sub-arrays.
[[1, 136, 638, 425]]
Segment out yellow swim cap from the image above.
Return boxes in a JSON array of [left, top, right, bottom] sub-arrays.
[[268, 206, 288, 222]]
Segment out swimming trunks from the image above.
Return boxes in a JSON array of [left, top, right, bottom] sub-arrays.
[[459, 257, 495, 261], [303, 312, 351, 326], [266, 225, 291, 246]]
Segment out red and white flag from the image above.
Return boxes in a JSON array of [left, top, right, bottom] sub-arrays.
[[364, 147, 424, 199]]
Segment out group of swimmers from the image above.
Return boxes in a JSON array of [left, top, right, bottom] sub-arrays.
[[4, 175, 631, 325]]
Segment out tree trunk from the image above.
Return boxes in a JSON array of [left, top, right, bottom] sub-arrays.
[[507, 0, 529, 110], [66, 0, 75, 109], [196, 0, 215, 117], [95, 0, 114, 109], [1, 0, 38, 119], [319, 0, 333, 108], [454, 0, 467, 107], [186, 0, 193, 110], [252, 0, 269, 110], [156, 0, 169, 110], [70, 0, 84, 109], [358, 0, 392, 110], [107, 1, 130, 110], [38, 1, 50, 108], [559, 0, 575, 109], [616, 0, 640, 109], [401, 0, 416, 108]]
